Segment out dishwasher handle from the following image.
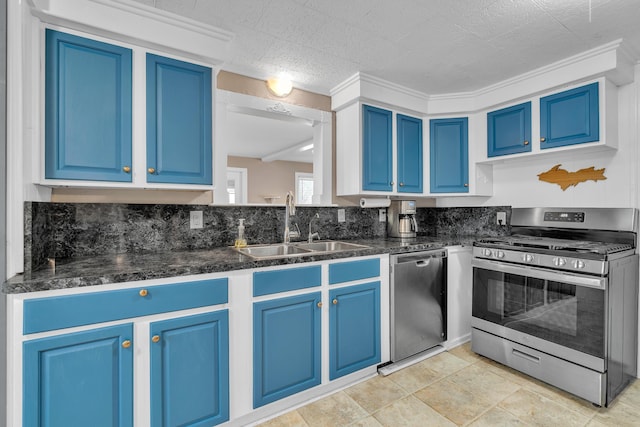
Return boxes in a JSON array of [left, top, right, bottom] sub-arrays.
[[392, 250, 447, 265]]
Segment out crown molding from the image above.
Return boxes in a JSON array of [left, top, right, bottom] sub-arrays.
[[330, 72, 429, 113], [427, 39, 636, 114], [27, 0, 234, 64], [331, 39, 636, 116]]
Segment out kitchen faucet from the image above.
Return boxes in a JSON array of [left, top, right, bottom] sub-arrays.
[[283, 191, 300, 243], [308, 213, 320, 243]]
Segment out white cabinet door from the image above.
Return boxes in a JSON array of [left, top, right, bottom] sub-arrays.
[[446, 246, 473, 347]]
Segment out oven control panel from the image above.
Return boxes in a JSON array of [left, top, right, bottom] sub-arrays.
[[543, 211, 585, 223], [472, 247, 607, 275]]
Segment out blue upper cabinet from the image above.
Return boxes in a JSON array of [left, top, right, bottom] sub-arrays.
[[396, 114, 423, 193], [429, 118, 469, 193], [146, 54, 213, 185], [362, 105, 393, 191], [45, 29, 132, 182], [487, 101, 531, 157], [540, 82, 599, 149]]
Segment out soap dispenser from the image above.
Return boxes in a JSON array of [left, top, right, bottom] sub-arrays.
[[234, 218, 247, 248]]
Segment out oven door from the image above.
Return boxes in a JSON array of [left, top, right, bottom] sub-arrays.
[[472, 258, 607, 371]]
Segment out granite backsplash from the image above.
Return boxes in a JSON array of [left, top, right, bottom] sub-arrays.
[[24, 202, 510, 273]]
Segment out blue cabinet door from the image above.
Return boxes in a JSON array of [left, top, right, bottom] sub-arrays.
[[329, 282, 381, 380], [540, 82, 599, 149], [396, 114, 423, 193], [23, 324, 134, 427], [362, 105, 393, 191], [150, 311, 229, 427], [429, 118, 469, 193], [487, 101, 531, 157], [146, 54, 213, 185], [253, 292, 321, 408], [45, 29, 132, 182]]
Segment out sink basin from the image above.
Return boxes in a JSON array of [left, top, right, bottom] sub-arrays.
[[234, 244, 312, 259], [233, 240, 370, 260], [295, 241, 370, 252]]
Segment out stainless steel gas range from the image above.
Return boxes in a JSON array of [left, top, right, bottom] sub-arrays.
[[471, 207, 639, 407]]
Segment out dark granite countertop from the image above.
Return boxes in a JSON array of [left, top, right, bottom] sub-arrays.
[[3, 236, 478, 294]]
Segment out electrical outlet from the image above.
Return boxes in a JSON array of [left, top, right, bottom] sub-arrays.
[[190, 211, 203, 229], [337, 209, 346, 223], [379, 209, 386, 222], [497, 211, 506, 226]]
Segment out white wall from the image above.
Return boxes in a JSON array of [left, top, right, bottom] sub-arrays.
[[436, 71, 640, 209]]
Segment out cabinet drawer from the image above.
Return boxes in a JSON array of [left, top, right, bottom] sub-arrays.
[[253, 265, 321, 296], [23, 278, 228, 334], [329, 259, 380, 285]]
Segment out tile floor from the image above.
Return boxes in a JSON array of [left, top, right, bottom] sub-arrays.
[[257, 343, 640, 427]]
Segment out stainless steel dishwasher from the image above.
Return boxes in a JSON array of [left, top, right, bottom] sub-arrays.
[[390, 249, 447, 362]]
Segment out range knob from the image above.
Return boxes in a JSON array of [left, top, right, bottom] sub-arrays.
[[496, 251, 505, 259], [572, 260, 586, 269], [523, 254, 535, 263], [482, 249, 493, 257], [552, 257, 567, 267]]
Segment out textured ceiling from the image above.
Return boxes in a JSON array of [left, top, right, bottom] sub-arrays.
[[130, 0, 640, 95]]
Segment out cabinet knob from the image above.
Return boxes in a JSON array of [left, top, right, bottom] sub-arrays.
[[152, 335, 160, 343], [540, 137, 546, 143], [464, 183, 469, 187], [399, 182, 404, 187], [317, 301, 323, 308], [332, 298, 338, 305], [122, 166, 131, 173], [139, 289, 148, 297], [389, 181, 394, 186], [523, 140, 530, 146], [122, 340, 131, 349], [148, 167, 156, 174]]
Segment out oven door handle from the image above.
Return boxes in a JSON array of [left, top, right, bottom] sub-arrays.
[[472, 258, 607, 290]]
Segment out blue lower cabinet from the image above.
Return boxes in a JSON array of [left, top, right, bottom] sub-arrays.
[[253, 292, 322, 408], [329, 282, 381, 380], [23, 323, 134, 427], [150, 310, 229, 427]]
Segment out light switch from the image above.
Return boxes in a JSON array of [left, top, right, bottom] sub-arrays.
[[190, 211, 203, 229], [379, 209, 386, 222], [338, 209, 346, 223], [497, 211, 506, 226]]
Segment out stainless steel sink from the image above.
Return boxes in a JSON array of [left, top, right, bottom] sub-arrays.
[[233, 244, 312, 259], [233, 240, 370, 260], [294, 241, 370, 252]]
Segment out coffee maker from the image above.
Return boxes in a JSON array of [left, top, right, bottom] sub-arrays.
[[387, 200, 418, 239]]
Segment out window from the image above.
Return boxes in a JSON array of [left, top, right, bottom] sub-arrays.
[[295, 172, 314, 205], [227, 168, 248, 204]]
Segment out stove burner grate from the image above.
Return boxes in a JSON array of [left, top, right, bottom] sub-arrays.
[[475, 235, 633, 256]]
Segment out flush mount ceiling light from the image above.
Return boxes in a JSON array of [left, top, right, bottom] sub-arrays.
[[266, 77, 293, 97]]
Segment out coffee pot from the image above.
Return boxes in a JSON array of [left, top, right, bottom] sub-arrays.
[[387, 200, 418, 238]]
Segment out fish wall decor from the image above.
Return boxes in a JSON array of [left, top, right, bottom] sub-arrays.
[[537, 164, 607, 191]]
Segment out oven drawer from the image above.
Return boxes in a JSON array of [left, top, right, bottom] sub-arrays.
[[471, 328, 605, 406]]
